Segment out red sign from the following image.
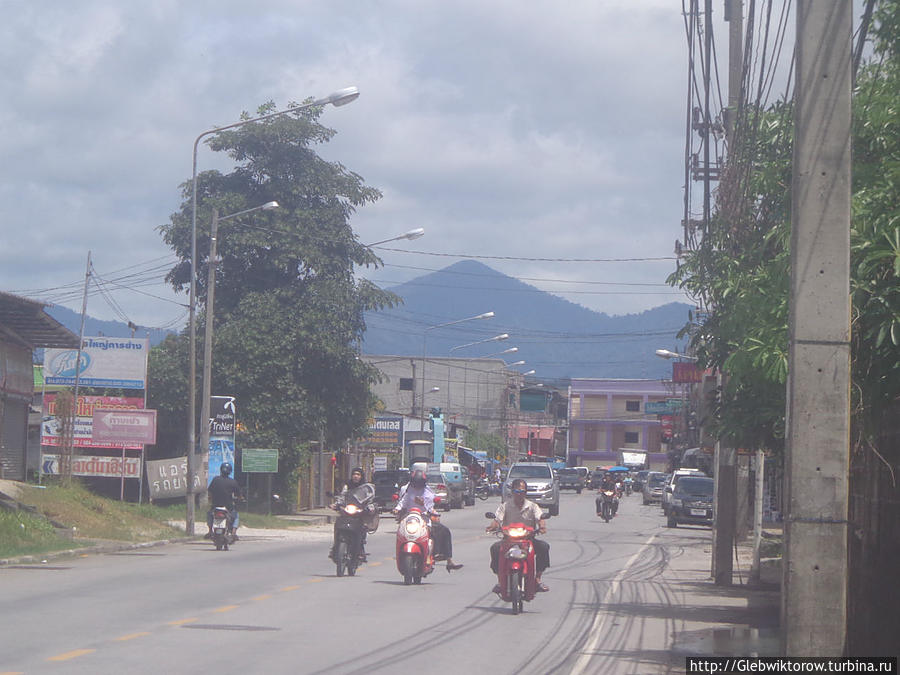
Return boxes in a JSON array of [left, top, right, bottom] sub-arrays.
[[672, 362, 703, 383], [92, 409, 157, 444], [42, 394, 145, 449], [660, 415, 674, 439]]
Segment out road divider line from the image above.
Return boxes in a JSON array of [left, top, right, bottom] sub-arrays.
[[115, 632, 150, 641], [570, 533, 657, 675], [212, 605, 238, 613], [307, 578, 324, 583], [368, 561, 383, 567], [167, 618, 198, 626], [1, 670, 25, 674], [280, 585, 301, 592], [46, 649, 96, 662], [253, 594, 272, 601]]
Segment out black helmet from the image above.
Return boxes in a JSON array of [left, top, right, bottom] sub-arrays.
[[220, 462, 232, 477], [349, 467, 364, 485]]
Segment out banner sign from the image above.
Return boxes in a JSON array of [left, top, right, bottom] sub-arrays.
[[40, 453, 142, 478], [241, 448, 278, 473], [43, 337, 149, 389], [672, 362, 704, 384], [92, 409, 157, 444], [209, 396, 236, 437], [660, 415, 674, 439], [645, 401, 670, 414], [208, 438, 235, 486], [365, 416, 403, 447], [146, 456, 204, 499], [41, 394, 145, 449]]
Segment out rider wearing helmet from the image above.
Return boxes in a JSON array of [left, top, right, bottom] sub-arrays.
[[394, 463, 463, 572], [206, 462, 242, 539], [329, 467, 375, 561]]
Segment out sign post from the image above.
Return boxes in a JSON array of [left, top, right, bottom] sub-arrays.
[[242, 449, 279, 515]]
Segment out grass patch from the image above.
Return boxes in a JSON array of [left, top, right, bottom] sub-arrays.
[[0, 509, 85, 559], [15, 482, 183, 545]]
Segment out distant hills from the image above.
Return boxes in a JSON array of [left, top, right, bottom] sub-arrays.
[[362, 260, 691, 382], [39, 260, 691, 382]]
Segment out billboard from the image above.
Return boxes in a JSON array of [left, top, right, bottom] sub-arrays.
[[40, 454, 142, 478], [92, 409, 157, 445], [41, 394, 145, 449], [672, 362, 704, 384], [365, 417, 403, 447], [44, 337, 149, 389], [146, 456, 205, 499]]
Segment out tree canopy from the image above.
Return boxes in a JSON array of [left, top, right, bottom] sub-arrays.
[[152, 101, 397, 473]]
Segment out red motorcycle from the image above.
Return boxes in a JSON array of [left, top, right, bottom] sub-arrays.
[[395, 507, 435, 585], [486, 513, 538, 614]]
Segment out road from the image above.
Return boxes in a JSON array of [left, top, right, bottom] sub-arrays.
[[0, 490, 716, 674]]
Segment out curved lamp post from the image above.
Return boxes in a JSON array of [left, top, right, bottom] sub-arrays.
[[655, 349, 698, 361], [447, 333, 509, 419], [420, 311, 493, 430], [365, 227, 425, 247], [198, 200, 279, 505], [185, 86, 359, 534]]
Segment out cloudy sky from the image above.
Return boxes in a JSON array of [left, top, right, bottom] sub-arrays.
[[0, 1, 747, 331]]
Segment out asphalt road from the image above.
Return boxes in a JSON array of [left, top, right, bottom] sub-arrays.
[[0, 490, 716, 674]]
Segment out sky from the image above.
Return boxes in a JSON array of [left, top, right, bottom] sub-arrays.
[[0, 1, 776, 332]]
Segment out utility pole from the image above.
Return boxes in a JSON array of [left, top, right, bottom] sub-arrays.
[[784, 1, 852, 656]]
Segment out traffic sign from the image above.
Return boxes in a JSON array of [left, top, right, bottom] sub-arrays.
[[91, 409, 157, 444]]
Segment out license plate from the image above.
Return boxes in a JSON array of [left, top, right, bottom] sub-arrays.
[[690, 508, 708, 516], [214, 519, 227, 528]]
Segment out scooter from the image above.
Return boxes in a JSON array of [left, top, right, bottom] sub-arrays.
[[475, 480, 492, 501], [332, 483, 377, 577], [486, 511, 547, 615], [597, 489, 617, 522], [395, 507, 435, 585], [211, 506, 235, 551]]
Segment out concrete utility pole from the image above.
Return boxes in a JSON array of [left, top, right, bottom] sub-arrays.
[[711, 0, 741, 587], [784, 1, 852, 656]]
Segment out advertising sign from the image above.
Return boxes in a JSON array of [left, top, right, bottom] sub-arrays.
[[365, 417, 403, 447], [43, 337, 149, 389], [40, 454, 142, 478], [41, 394, 145, 449], [146, 456, 204, 499], [92, 409, 157, 444], [207, 396, 236, 486], [208, 438, 235, 486], [242, 448, 279, 473], [672, 362, 704, 384], [644, 401, 670, 415], [660, 415, 674, 439]]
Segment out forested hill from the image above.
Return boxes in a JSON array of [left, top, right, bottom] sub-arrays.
[[362, 260, 692, 382]]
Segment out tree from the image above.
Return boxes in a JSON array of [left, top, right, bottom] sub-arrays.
[[154, 101, 397, 480]]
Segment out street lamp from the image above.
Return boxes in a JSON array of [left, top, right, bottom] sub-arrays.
[[420, 311, 493, 430], [655, 348, 698, 361], [185, 86, 359, 534], [447, 333, 509, 420], [199, 200, 280, 501], [365, 228, 425, 247]]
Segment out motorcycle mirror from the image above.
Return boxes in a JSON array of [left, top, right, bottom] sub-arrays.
[[484, 512, 496, 519]]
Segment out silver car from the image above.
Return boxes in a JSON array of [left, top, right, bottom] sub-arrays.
[[502, 462, 560, 516]]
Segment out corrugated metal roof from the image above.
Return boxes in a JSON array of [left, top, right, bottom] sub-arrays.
[[0, 291, 80, 348]]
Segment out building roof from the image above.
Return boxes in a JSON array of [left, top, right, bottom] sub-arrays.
[[0, 291, 80, 348]]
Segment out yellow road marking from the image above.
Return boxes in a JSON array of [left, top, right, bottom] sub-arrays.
[[252, 594, 272, 601], [212, 605, 238, 613], [369, 561, 383, 567], [47, 649, 95, 662], [280, 585, 301, 592], [307, 578, 324, 583], [115, 632, 150, 641], [167, 618, 198, 626], [1, 671, 25, 674]]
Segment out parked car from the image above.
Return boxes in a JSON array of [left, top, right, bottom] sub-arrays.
[[425, 473, 451, 511], [632, 469, 650, 493], [427, 462, 465, 509], [642, 471, 668, 505], [502, 462, 560, 516], [372, 469, 409, 512], [662, 468, 707, 515], [666, 475, 714, 527], [574, 466, 590, 485], [557, 467, 585, 493]]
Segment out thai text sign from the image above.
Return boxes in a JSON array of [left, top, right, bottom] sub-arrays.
[[241, 449, 279, 473], [41, 454, 142, 478], [44, 337, 149, 389], [645, 401, 671, 414], [672, 362, 704, 384], [146, 457, 204, 499], [42, 394, 145, 449], [92, 409, 157, 444], [365, 416, 403, 446], [209, 396, 236, 437]]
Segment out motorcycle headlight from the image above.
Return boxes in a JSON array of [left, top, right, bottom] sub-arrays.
[[404, 518, 422, 535], [507, 545, 527, 559], [506, 526, 528, 538], [343, 504, 360, 515]]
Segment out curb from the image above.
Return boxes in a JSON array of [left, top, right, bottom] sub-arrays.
[[0, 535, 199, 567]]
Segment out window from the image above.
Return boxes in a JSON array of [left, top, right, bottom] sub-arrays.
[[625, 400, 640, 412], [624, 431, 640, 444]]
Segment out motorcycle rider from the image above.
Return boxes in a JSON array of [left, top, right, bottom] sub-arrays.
[[486, 478, 550, 593], [329, 467, 376, 561], [394, 463, 463, 572], [206, 462, 242, 539], [596, 471, 619, 517]]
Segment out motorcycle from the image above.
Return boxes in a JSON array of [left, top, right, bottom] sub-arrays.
[[485, 511, 550, 615], [332, 483, 378, 577], [597, 489, 617, 522], [395, 506, 435, 585], [211, 506, 235, 551], [475, 480, 492, 501]]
